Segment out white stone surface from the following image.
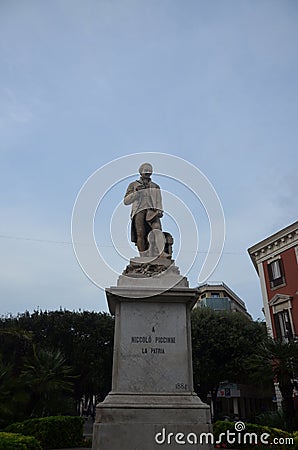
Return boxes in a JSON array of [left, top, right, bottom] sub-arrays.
[[117, 256, 189, 290], [93, 420, 213, 450], [113, 300, 191, 393], [92, 284, 212, 450]]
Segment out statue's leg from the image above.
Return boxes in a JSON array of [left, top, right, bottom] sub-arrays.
[[134, 211, 148, 252], [148, 218, 164, 256], [150, 218, 162, 231]]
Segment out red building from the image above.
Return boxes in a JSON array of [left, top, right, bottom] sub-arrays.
[[248, 220, 298, 341]]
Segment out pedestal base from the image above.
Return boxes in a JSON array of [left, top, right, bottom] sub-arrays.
[[92, 393, 213, 450], [92, 281, 212, 449], [118, 256, 189, 289]]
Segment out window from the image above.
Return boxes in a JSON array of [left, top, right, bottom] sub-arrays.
[[295, 246, 298, 264], [267, 258, 285, 288], [211, 292, 220, 298], [269, 294, 294, 341], [273, 310, 294, 341]]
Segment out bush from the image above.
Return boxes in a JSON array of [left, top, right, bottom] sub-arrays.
[[255, 410, 286, 429], [293, 431, 298, 450], [5, 415, 85, 449], [254, 409, 298, 432], [0, 432, 42, 450], [213, 421, 294, 450]]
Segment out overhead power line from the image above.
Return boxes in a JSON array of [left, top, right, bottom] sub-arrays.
[[0, 233, 243, 255]]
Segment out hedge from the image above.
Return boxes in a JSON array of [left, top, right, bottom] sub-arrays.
[[0, 432, 42, 450], [5, 415, 85, 449], [213, 421, 294, 450], [293, 431, 298, 450]]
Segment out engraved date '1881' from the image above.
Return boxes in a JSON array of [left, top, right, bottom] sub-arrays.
[[175, 383, 188, 390]]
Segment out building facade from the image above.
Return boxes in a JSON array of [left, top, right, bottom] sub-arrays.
[[195, 282, 273, 419], [196, 282, 252, 320], [248, 220, 298, 341]]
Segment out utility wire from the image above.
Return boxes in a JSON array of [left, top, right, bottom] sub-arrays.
[[0, 233, 243, 254]]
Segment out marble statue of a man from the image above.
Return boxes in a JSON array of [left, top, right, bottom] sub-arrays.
[[124, 163, 163, 256]]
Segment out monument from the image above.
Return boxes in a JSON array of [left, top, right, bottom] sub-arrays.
[[92, 164, 213, 449]]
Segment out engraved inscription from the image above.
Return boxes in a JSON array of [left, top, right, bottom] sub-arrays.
[[155, 336, 175, 343], [151, 347, 165, 354], [131, 336, 175, 344], [131, 334, 176, 355], [131, 336, 152, 343]]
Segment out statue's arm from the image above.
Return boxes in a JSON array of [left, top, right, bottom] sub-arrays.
[[157, 186, 163, 211], [124, 182, 138, 205], [149, 183, 163, 217], [156, 186, 163, 216]]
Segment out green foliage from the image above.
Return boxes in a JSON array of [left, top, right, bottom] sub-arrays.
[[191, 307, 270, 417], [255, 410, 286, 430], [13, 310, 114, 403], [0, 362, 14, 424], [5, 415, 84, 449], [0, 360, 31, 427], [20, 346, 75, 417], [0, 310, 114, 423], [293, 431, 298, 450], [0, 326, 33, 373], [213, 421, 294, 449], [251, 337, 298, 429], [0, 327, 34, 425], [0, 432, 42, 450]]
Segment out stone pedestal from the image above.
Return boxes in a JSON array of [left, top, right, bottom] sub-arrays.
[[92, 261, 212, 449]]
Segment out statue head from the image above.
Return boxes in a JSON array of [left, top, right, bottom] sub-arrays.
[[139, 163, 153, 178]]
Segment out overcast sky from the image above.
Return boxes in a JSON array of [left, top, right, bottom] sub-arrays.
[[1, 0, 297, 319]]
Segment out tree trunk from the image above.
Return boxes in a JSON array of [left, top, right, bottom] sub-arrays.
[[211, 385, 219, 421], [279, 380, 295, 428]]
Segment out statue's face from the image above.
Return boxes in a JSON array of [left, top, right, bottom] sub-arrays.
[[140, 164, 152, 178]]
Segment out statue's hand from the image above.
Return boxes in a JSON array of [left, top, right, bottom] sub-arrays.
[[157, 209, 163, 218]]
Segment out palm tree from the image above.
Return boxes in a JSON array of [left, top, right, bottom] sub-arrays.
[[21, 346, 75, 417], [256, 338, 298, 427]]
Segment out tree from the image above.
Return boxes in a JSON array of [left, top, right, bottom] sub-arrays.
[[20, 346, 75, 417], [0, 325, 34, 425], [0, 325, 33, 374], [1, 310, 115, 417], [191, 307, 269, 419], [0, 361, 14, 425], [252, 337, 298, 429]]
